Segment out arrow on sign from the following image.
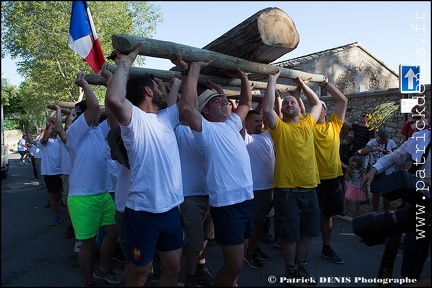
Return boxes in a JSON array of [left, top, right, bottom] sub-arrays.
[[404, 68, 417, 90]]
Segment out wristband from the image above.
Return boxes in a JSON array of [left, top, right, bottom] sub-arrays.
[[323, 82, 328, 88]]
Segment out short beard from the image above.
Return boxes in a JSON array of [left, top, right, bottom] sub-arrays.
[[152, 97, 168, 110]]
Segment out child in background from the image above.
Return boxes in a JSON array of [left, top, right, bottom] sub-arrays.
[[344, 156, 367, 216]]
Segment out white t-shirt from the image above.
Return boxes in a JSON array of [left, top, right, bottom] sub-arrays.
[[17, 138, 27, 152], [244, 130, 275, 190], [37, 138, 62, 176], [59, 138, 72, 175], [121, 105, 183, 213], [193, 113, 253, 207], [366, 138, 398, 175], [115, 162, 130, 212], [33, 135, 42, 159], [66, 115, 112, 196], [175, 124, 208, 197]]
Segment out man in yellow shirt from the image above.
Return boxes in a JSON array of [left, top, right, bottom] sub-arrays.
[[262, 71, 322, 284], [313, 80, 348, 264]]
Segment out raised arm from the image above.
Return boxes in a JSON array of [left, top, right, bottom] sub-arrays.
[[262, 70, 281, 129], [166, 77, 182, 107], [226, 68, 251, 121], [53, 102, 67, 144], [179, 61, 213, 132], [320, 78, 348, 121], [74, 72, 100, 127], [290, 86, 306, 116], [105, 43, 141, 126], [293, 77, 321, 121]]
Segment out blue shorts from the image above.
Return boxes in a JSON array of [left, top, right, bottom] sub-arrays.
[[252, 189, 274, 224], [124, 207, 184, 266], [274, 188, 320, 242], [210, 200, 253, 246]]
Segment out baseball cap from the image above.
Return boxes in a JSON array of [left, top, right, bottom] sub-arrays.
[[198, 89, 225, 113]]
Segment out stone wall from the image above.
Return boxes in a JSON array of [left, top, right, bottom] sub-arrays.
[[320, 85, 431, 145]]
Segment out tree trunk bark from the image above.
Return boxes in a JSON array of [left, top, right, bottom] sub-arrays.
[[111, 34, 325, 82], [200, 7, 300, 77], [84, 65, 297, 92]]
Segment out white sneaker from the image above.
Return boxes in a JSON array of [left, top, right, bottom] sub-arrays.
[[74, 240, 82, 253]]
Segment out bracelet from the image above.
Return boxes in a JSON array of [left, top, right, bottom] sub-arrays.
[[180, 68, 189, 76]]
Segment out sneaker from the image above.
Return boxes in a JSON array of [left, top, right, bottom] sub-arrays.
[[285, 265, 302, 287], [74, 240, 82, 253], [273, 237, 283, 249], [51, 215, 61, 226], [19, 162, 24, 166], [196, 265, 214, 286], [93, 267, 122, 284], [184, 274, 199, 287], [321, 247, 344, 264], [254, 246, 269, 261], [297, 262, 316, 283], [295, 259, 308, 266], [244, 252, 264, 269]]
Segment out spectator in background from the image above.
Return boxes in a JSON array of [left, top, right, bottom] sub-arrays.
[[17, 135, 28, 165], [400, 104, 429, 145], [343, 111, 376, 171], [356, 128, 397, 212]]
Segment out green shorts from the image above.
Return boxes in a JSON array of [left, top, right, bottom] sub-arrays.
[[68, 192, 116, 240]]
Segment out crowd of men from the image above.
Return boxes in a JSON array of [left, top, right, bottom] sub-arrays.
[[23, 45, 430, 287]]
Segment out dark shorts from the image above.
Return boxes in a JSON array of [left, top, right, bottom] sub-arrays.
[[210, 200, 253, 246], [316, 178, 344, 217], [44, 174, 63, 194], [252, 189, 274, 224], [124, 206, 184, 266], [18, 151, 27, 157], [274, 188, 320, 242], [180, 195, 214, 252]]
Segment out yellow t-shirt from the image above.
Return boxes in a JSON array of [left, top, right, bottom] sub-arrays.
[[313, 113, 344, 180], [268, 114, 320, 188]]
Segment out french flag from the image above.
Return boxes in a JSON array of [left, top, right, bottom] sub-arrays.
[[68, 1, 105, 74]]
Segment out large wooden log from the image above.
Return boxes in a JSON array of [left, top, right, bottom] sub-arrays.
[[84, 65, 297, 91], [112, 34, 325, 82], [201, 7, 300, 78]]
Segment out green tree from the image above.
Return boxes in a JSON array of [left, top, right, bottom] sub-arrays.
[[1, 1, 163, 125]]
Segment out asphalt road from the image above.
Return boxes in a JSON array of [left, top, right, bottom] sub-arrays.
[[1, 151, 430, 287]]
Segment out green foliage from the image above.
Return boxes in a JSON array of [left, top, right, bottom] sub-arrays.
[[1, 1, 163, 124]]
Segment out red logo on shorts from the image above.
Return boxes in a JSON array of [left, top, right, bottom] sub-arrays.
[[132, 247, 142, 261]]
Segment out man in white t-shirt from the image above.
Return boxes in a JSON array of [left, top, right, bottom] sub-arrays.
[[243, 110, 275, 270], [65, 73, 121, 287], [105, 45, 184, 287], [180, 60, 254, 287]]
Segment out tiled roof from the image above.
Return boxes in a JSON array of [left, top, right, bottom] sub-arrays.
[[270, 42, 398, 77]]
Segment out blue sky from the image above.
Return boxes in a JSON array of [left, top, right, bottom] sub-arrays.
[[2, 1, 431, 86]]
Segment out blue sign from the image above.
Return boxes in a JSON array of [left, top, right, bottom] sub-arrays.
[[399, 65, 421, 93]]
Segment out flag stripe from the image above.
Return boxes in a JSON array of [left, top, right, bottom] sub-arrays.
[[68, 1, 105, 74]]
